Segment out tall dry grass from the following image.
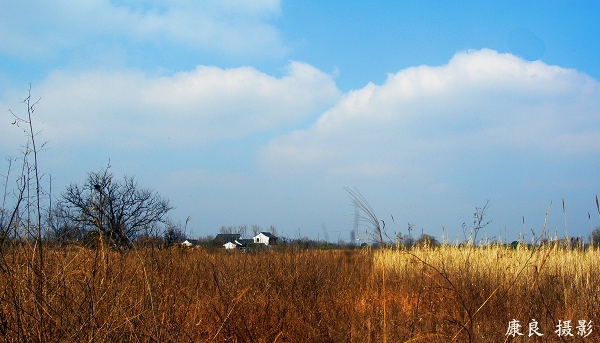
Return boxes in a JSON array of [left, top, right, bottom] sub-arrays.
[[0, 246, 377, 342], [0, 244, 598, 342], [378, 244, 600, 342]]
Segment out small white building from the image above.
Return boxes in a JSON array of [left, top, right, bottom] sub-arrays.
[[253, 232, 278, 246], [223, 241, 237, 250], [223, 240, 244, 250]]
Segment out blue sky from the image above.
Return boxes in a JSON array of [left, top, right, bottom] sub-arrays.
[[1, 1, 600, 243]]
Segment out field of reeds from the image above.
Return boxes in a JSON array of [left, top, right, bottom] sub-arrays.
[[0, 243, 598, 342]]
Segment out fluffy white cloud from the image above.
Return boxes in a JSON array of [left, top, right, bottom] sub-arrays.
[[260, 49, 600, 178], [0, 61, 340, 150], [0, 0, 285, 58]]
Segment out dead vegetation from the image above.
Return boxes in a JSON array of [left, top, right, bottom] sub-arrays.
[[0, 243, 598, 342]]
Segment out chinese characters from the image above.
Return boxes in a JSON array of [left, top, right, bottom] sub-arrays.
[[506, 319, 592, 338]]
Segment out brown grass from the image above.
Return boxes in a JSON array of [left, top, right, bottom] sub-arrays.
[[0, 244, 598, 342]]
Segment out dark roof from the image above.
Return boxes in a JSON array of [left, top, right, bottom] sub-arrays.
[[213, 233, 241, 243], [259, 232, 277, 238], [238, 239, 254, 245]]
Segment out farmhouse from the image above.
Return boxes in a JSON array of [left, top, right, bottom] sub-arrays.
[[223, 241, 241, 250], [181, 232, 278, 250], [213, 233, 241, 244], [254, 232, 278, 246], [211, 232, 278, 250]]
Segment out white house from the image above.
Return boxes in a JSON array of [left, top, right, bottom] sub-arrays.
[[224, 239, 249, 250], [223, 241, 238, 250], [253, 232, 278, 246]]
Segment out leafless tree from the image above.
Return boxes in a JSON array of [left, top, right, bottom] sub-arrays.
[[163, 221, 186, 248], [219, 226, 235, 234], [251, 224, 262, 236], [59, 164, 173, 247], [45, 201, 86, 246], [268, 224, 278, 236]]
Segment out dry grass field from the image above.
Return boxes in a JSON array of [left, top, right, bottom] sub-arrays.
[[0, 243, 598, 342]]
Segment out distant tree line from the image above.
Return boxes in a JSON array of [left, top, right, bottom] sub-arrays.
[[217, 224, 278, 237]]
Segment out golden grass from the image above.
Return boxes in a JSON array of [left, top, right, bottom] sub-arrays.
[[0, 244, 598, 342], [378, 244, 600, 341]]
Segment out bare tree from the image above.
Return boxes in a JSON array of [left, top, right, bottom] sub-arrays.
[[238, 224, 247, 238], [59, 164, 173, 247], [251, 224, 262, 236], [45, 201, 86, 246], [163, 221, 186, 248], [268, 224, 278, 237], [219, 226, 235, 234]]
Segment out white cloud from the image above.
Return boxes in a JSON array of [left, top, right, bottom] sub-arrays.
[[0, 0, 286, 58], [259, 49, 600, 178], [0, 61, 340, 150]]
